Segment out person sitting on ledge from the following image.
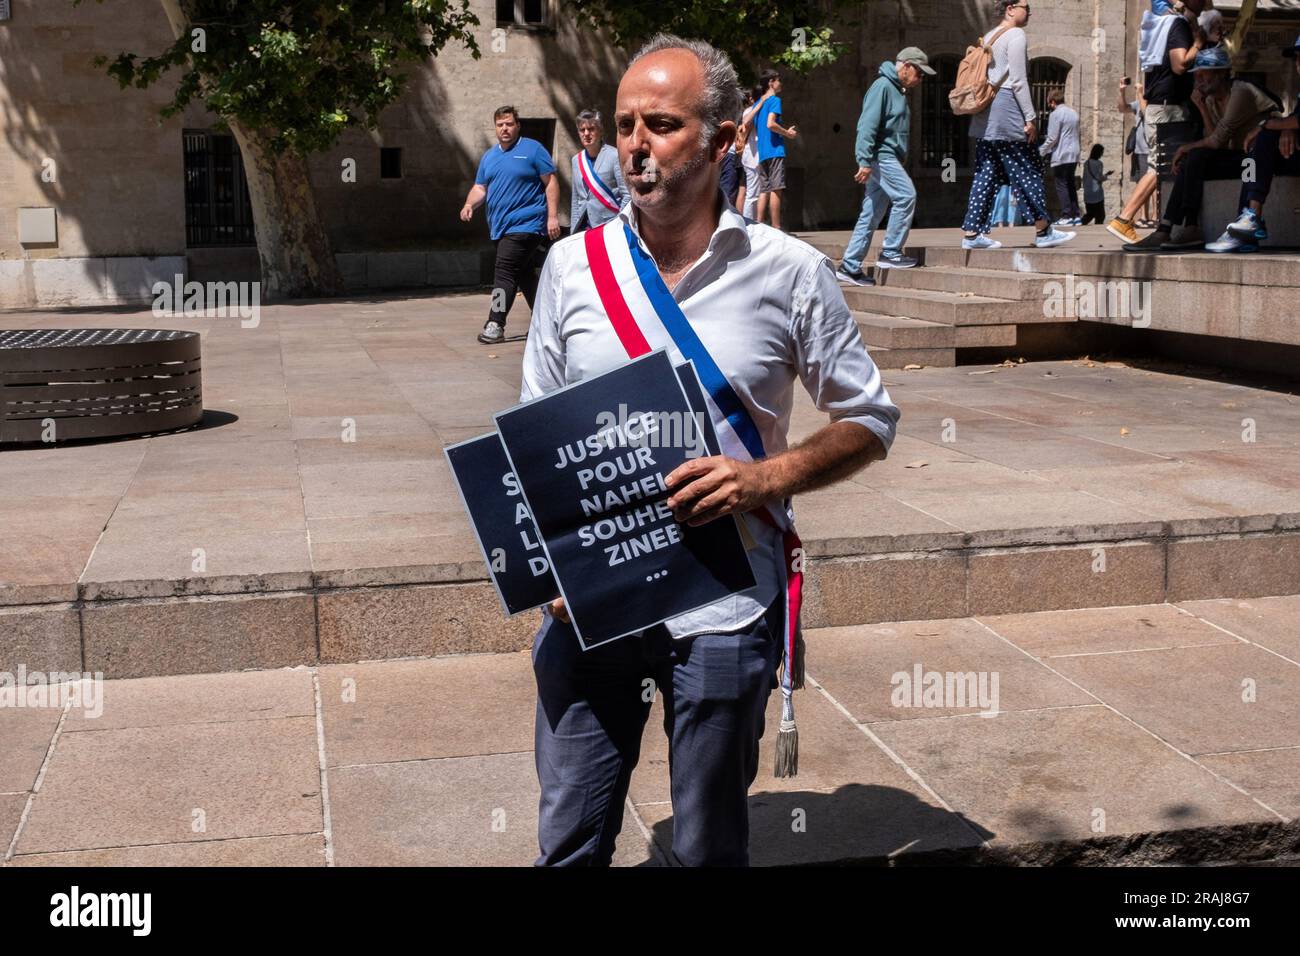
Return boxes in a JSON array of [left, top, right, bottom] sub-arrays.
[[1210, 32, 1300, 254], [1125, 45, 1281, 253]]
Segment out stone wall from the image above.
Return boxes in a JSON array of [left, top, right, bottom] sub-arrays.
[[0, 0, 184, 271]]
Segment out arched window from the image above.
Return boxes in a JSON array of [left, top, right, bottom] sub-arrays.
[[920, 55, 970, 168], [1029, 58, 1072, 119]]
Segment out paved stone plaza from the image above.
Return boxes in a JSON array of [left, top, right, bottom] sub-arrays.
[[2, 270, 1299, 865], [2, 597, 1300, 866]]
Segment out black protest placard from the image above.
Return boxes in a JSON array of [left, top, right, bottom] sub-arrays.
[[495, 349, 756, 649], [444, 433, 558, 615], [673, 360, 721, 457]]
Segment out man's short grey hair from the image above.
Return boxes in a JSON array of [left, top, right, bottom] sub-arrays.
[[629, 33, 743, 146], [576, 109, 602, 127]]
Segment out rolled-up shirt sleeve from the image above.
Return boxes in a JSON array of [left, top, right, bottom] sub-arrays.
[[520, 247, 567, 402], [790, 256, 900, 452]]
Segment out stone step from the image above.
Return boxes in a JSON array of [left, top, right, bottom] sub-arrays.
[[9, 523, 1298, 679], [841, 284, 1055, 327], [855, 312, 955, 349], [880, 265, 1055, 302], [798, 231, 1300, 288], [865, 342, 956, 369], [857, 313, 1017, 351], [926, 245, 1300, 290]]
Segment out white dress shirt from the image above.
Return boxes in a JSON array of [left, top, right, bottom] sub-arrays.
[[521, 196, 900, 639]]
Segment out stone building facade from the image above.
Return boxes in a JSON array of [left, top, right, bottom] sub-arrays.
[[1, 0, 1298, 307]]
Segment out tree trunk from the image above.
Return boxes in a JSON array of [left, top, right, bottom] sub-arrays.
[[228, 122, 344, 300], [159, 0, 343, 300], [1226, 0, 1258, 61]]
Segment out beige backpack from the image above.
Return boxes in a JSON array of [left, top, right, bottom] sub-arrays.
[[949, 25, 1014, 116]]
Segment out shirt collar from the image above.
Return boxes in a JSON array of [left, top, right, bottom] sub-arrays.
[[617, 190, 751, 258]]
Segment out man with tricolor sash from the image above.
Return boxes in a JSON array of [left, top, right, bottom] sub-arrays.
[[570, 110, 628, 234], [521, 34, 899, 867]]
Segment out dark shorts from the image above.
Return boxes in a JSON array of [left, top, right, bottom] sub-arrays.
[[757, 156, 786, 193], [1130, 152, 1149, 183]]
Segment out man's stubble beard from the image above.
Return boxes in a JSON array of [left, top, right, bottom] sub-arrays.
[[628, 146, 713, 212]]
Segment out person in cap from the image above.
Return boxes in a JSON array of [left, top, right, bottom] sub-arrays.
[[835, 47, 932, 286], [1153, 44, 1282, 250], [522, 33, 898, 866], [1212, 32, 1300, 253]]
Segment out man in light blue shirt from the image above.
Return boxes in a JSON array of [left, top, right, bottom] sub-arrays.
[[460, 106, 560, 344], [1040, 89, 1082, 225], [569, 109, 628, 233]]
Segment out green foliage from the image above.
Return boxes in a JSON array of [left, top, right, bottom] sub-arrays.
[[72, 0, 480, 154], [563, 0, 851, 82], [773, 26, 848, 74], [72, 0, 851, 157]]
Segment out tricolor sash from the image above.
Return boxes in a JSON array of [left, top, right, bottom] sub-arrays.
[[584, 220, 805, 778], [577, 149, 621, 213]]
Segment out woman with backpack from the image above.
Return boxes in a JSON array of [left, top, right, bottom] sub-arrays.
[[954, 0, 1075, 250]]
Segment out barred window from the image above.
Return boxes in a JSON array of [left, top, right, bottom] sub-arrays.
[[920, 55, 970, 168], [182, 130, 255, 247], [1029, 58, 1073, 121]]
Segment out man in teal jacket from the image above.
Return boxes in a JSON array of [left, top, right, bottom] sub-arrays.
[[836, 48, 933, 285]]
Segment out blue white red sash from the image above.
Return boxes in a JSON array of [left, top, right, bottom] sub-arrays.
[[584, 220, 804, 777], [577, 149, 621, 213]]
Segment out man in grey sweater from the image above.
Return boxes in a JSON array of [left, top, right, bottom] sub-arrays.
[[1040, 89, 1082, 225]]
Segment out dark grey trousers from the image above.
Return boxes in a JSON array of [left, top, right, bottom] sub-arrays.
[[531, 598, 784, 867]]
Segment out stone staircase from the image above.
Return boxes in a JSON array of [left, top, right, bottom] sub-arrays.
[[801, 235, 1068, 370], [800, 228, 1300, 372]]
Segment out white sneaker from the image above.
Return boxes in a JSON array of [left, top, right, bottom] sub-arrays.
[[1054, 217, 1075, 227], [835, 265, 875, 286], [1205, 230, 1257, 254], [1226, 207, 1268, 242], [477, 320, 505, 345], [1034, 228, 1075, 249], [961, 234, 1002, 250]]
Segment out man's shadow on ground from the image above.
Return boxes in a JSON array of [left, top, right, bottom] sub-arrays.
[[637, 782, 996, 866]]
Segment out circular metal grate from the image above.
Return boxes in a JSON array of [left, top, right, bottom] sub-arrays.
[[0, 328, 195, 349], [1, 328, 203, 442]]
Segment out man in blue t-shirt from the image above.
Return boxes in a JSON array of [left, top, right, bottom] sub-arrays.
[[460, 106, 560, 344], [754, 68, 798, 231]]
